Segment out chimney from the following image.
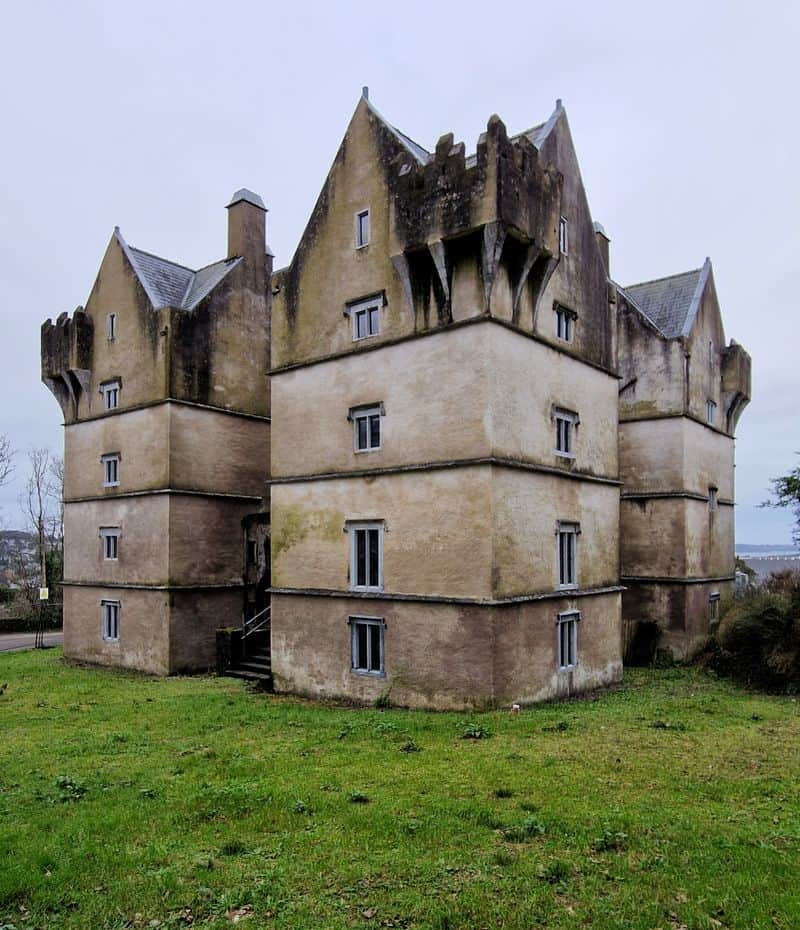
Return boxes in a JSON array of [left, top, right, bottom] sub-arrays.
[[226, 188, 268, 292], [593, 221, 610, 275]]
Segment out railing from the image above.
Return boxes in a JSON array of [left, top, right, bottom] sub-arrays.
[[242, 605, 270, 642]]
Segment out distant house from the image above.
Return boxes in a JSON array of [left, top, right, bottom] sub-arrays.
[[41, 93, 750, 707]]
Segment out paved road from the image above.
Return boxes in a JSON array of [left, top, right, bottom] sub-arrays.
[[0, 631, 63, 653]]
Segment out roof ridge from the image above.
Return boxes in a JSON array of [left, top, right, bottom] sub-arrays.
[[613, 281, 668, 337], [128, 244, 196, 274], [626, 266, 703, 290]]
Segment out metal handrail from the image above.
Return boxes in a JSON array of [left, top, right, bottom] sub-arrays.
[[242, 604, 270, 641]]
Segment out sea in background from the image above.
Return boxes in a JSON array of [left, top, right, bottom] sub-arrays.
[[735, 544, 800, 581]]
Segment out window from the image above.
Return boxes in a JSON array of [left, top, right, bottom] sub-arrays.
[[554, 305, 574, 342], [557, 610, 579, 670], [100, 527, 120, 561], [709, 486, 718, 512], [355, 209, 370, 248], [559, 216, 569, 255], [246, 540, 257, 566], [557, 522, 579, 589], [351, 404, 382, 452], [351, 299, 381, 341], [709, 592, 720, 623], [706, 399, 716, 425], [553, 407, 578, 458], [102, 600, 120, 642], [100, 380, 120, 410], [349, 616, 385, 675], [107, 313, 117, 341], [102, 453, 120, 487], [349, 521, 383, 591]]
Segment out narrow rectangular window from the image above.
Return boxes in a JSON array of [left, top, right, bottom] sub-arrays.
[[100, 380, 120, 410], [708, 486, 718, 511], [246, 540, 257, 565], [107, 313, 117, 341], [349, 522, 383, 591], [706, 400, 716, 425], [557, 523, 579, 589], [709, 592, 720, 623], [349, 616, 384, 674], [355, 209, 370, 248], [100, 527, 120, 561], [352, 405, 382, 452], [553, 408, 578, 457], [559, 216, 569, 255], [101, 453, 120, 487], [557, 610, 579, 669], [554, 306, 574, 342], [102, 600, 120, 642]]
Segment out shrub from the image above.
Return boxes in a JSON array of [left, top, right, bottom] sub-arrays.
[[502, 816, 546, 843], [707, 576, 800, 691], [460, 724, 491, 740]]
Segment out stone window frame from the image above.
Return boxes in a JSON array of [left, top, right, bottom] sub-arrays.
[[99, 526, 120, 561], [348, 402, 385, 453], [709, 591, 721, 623], [552, 406, 579, 459], [101, 599, 121, 642], [554, 303, 576, 343], [106, 313, 117, 341], [99, 378, 121, 410], [346, 519, 384, 592], [348, 615, 386, 677], [556, 609, 580, 670], [101, 452, 121, 488], [559, 215, 569, 255], [354, 207, 370, 249], [556, 520, 580, 590], [708, 485, 718, 512]]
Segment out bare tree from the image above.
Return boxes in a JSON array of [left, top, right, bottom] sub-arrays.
[[0, 434, 13, 490]]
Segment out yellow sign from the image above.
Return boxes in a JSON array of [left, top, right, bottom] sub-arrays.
[[39, 587, 49, 601]]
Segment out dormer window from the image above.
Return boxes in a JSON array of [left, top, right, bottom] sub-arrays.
[[100, 379, 120, 410], [554, 304, 575, 343], [355, 209, 370, 248], [107, 313, 117, 341], [559, 216, 569, 255]]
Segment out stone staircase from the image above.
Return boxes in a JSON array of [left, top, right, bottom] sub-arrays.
[[223, 628, 273, 687]]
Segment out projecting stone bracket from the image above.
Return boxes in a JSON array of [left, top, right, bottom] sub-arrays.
[[427, 240, 452, 324], [481, 221, 507, 314]]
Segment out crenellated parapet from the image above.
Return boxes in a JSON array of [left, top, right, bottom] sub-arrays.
[[388, 115, 563, 328], [721, 340, 751, 433], [41, 308, 94, 422]]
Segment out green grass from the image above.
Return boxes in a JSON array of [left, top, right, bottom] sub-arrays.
[[1, 650, 798, 929]]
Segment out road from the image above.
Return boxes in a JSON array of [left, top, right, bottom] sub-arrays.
[[0, 631, 64, 653]]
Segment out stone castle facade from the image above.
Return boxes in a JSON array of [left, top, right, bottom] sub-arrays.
[[41, 93, 750, 708]]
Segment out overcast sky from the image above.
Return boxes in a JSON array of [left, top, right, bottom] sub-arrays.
[[0, 0, 797, 544]]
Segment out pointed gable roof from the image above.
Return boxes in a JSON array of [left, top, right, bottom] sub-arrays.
[[114, 228, 241, 310], [624, 259, 711, 339], [362, 94, 431, 164]]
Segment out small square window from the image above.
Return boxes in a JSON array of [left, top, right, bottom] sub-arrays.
[[559, 216, 569, 255], [351, 300, 381, 341], [553, 407, 578, 458], [101, 453, 120, 487], [557, 610, 579, 670], [107, 313, 117, 341], [557, 522, 579, 589], [102, 599, 120, 642], [100, 379, 120, 410], [348, 521, 383, 591], [708, 486, 718, 511], [706, 399, 717, 425], [355, 209, 370, 248], [351, 404, 382, 452], [100, 527, 120, 561], [349, 616, 384, 675], [554, 305, 574, 342]]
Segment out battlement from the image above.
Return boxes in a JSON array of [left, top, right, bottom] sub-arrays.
[[41, 308, 94, 422]]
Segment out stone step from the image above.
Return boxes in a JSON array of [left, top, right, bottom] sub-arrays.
[[237, 660, 272, 674], [224, 668, 273, 686]]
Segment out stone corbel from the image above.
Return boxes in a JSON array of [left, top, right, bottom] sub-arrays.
[[528, 254, 559, 330], [481, 222, 507, 314], [427, 240, 451, 323], [511, 243, 540, 325], [390, 254, 415, 320]]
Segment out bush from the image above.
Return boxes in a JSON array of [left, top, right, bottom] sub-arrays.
[[706, 574, 799, 691]]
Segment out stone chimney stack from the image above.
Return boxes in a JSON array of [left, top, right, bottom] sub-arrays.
[[226, 189, 268, 293], [593, 221, 610, 276]]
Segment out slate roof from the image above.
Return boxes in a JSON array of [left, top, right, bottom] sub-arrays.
[[114, 228, 241, 310], [364, 96, 431, 164], [624, 260, 711, 339]]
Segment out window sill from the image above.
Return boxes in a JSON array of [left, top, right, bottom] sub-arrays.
[[557, 663, 578, 672], [354, 447, 380, 454], [351, 668, 386, 678], [557, 584, 579, 592], [349, 586, 384, 594], [554, 451, 576, 461]]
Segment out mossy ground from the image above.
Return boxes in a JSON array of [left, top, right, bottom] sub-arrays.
[[1, 649, 798, 929]]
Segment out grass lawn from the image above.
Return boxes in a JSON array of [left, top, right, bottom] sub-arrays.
[[0, 650, 798, 930]]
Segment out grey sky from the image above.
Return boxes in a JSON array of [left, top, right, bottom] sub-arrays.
[[1, 0, 797, 543]]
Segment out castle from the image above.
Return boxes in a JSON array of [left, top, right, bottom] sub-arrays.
[[41, 93, 751, 709]]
